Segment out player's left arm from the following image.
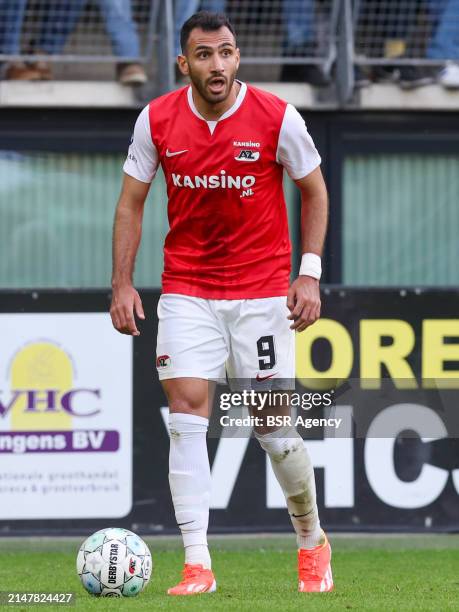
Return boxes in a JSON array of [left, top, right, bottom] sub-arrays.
[[287, 167, 328, 332], [277, 103, 328, 332]]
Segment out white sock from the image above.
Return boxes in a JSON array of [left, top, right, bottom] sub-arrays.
[[168, 412, 212, 569], [255, 425, 322, 549]]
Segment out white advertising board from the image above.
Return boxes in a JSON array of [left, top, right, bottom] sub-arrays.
[[0, 313, 132, 519]]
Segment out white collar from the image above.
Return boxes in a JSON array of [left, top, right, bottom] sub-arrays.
[[187, 80, 247, 124]]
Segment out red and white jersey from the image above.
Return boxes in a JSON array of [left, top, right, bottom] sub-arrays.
[[123, 82, 321, 299]]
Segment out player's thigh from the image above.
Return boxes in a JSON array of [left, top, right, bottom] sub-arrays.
[[227, 296, 295, 383], [156, 293, 229, 383]]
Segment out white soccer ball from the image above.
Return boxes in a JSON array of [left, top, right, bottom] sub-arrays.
[[76, 528, 152, 597]]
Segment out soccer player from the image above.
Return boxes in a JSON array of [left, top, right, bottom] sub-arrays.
[[110, 11, 332, 596]]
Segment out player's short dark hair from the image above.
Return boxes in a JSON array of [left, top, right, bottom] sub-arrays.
[[180, 11, 236, 54]]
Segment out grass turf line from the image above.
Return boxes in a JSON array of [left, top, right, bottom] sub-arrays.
[[0, 535, 458, 611]]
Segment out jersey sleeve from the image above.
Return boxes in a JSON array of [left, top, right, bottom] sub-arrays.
[[276, 104, 321, 180], [123, 104, 159, 183]]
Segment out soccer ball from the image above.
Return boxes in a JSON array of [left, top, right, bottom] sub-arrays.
[[76, 528, 152, 597]]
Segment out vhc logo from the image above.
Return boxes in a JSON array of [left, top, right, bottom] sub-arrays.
[[235, 149, 260, 162], [156, 355, 171, 369], [0, 388, 102, 417]]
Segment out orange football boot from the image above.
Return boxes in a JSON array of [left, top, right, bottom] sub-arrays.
[[298, 532, 334, 592], [167, 563, 217, 595]]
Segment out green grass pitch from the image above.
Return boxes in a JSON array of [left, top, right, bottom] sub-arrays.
[[1, 534, 458, 610]]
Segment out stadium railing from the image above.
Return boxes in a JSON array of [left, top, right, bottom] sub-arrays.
[[1, 0, 456, 105], [0, 0, 164, 63], [343, 0, 459, 99], [353, 0, 450, 67], [0, 0, 175, 91], [222, 0, 339, 74], [0, 0, 339, 92]]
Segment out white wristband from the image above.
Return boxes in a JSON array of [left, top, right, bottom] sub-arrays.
[[299, 253, 322, 280]]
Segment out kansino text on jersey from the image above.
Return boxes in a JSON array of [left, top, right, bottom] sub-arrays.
[[219, 415, 343, 429], [171, 172, 256, 189]]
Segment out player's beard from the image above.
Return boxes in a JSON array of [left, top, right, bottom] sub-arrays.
[[188, 67, 236, 105]]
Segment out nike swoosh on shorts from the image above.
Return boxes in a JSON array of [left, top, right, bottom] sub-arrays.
[[256, 372, 278, 382]]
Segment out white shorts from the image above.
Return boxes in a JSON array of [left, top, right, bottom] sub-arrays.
[[156, 294, 295, 389]]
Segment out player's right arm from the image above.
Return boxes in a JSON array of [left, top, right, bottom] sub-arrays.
[[110, 174, 150, 336], [110, 105, 159, 336]]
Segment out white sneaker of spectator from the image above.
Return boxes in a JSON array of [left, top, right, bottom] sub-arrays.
[[118, 63, 148, 86], [438, 62, 459, 89]]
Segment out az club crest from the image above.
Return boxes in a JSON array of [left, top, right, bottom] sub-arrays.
[[235, 150, 260, 162]]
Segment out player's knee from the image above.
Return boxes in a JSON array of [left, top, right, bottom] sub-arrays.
[[168, 396, 208, 415], [255, 426, 302, 460]]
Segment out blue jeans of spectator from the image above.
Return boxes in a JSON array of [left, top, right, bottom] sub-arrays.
[[283, 0, 315, 51], [427, 0, 459, 60], [174, 0, 225, 56], [0, 0, 28, 55], [39, 0, 140, 58]]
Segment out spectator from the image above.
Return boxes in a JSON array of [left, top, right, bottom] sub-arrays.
[[357, 0, 459, 89], [395, 0, 451, 89], [4, 0, 147, 85], [280, 0, 329, 85], [354, 0, 423, 86], [0, 0, 42, 79], [425, 0, 459, 88], [394, 0, 459, 89]]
